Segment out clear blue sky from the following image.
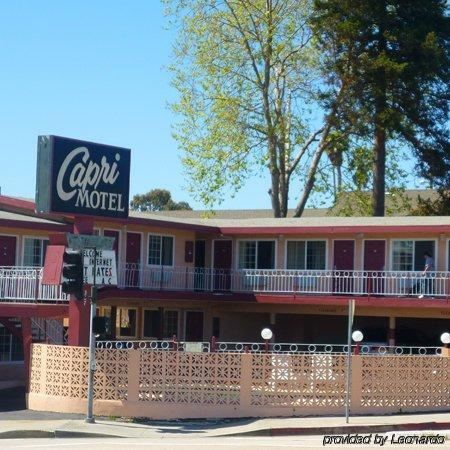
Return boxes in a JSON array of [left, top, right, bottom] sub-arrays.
[[0, 1, 419, 211]]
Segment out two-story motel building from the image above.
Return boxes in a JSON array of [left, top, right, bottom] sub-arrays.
[[0, 194, 449, 366]]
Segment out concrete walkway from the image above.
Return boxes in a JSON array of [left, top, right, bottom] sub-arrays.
[[0, 412, 449, 439]]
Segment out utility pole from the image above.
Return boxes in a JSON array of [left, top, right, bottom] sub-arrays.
[[86, 247, 97, 424], [345, 298, 355, 423]]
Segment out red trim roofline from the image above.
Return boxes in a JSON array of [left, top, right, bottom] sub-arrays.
[[0, 195, 36, 213], [1, 195, 449, 235], [0, 218, 71, 232], [219, 225, 450, 235]]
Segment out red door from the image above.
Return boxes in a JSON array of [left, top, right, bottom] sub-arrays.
[[126, 232, 141, 287], [0, 236, 16, 266], [364, 240, 385, 295], [333, 240, 355, 293], [213, 240, 232, 291], [185, 311, 204, 341]]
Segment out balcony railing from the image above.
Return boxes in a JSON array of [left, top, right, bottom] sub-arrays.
[[2, 264, 447, 302], [118, 264, 450, 298], [0, 267, 67, 303]]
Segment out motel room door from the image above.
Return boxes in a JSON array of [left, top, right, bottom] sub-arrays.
[[185, 311, 204, 342], [213, 240, 232, 291], [126, 232, 141, 287], [194, 240, 206, 290], [333, 240, 355, 294], [0, 235, 16, 266], [364, 240, 386, 295]]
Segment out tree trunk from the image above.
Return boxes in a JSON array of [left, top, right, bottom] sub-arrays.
[[372, 118, 386, 216], [372, 1, 387, 217], [337, 165, 342, 192]]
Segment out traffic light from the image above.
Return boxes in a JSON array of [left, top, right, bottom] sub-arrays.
[[61, 249, 84, 300]]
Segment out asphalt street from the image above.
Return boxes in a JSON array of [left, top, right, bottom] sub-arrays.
[[1, 435, 449, 450]]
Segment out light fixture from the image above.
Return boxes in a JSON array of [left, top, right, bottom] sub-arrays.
[[440, 332, 450, 345], [352, 330, 364, 343], [261, 328, 273, 341]]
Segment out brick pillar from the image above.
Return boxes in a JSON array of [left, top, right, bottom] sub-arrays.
[[68, 217, 93, 347]]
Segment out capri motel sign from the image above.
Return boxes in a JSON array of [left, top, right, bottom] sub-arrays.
[[36, 135, 130, 218]]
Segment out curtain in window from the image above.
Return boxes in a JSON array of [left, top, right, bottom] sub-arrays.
[[257, 241, 275, 269], [287, 241, 306, 269], [238, 241, 256, 269], [307, 241, 326, 270], [161, 236, 174, 266]]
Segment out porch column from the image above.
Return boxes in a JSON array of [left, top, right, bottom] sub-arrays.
[[270, 313, 276, 342], [388, 316, 396, 347], [21, 317, 32, 392]]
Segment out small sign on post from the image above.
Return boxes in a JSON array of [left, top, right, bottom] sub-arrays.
[[83, 249, 117, 286]]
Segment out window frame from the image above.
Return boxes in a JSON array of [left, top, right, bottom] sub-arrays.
[[115, 307, 138, 339], [284, 239, 328, 270], [236, 238, 277, 270], [146, 233, 175, 267], [22, 235, 49, 267], [141, 308, 180, 339], [390, 238, 438, 272]]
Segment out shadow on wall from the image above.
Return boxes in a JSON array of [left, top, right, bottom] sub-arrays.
[[0, 361, 25, 390]]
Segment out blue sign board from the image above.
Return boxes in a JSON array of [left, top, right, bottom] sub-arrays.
[[36, 135, 130, 218]]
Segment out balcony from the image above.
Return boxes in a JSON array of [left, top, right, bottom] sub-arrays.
[[0, 267, 67, 303], [2, 265, 448, 303], [118, 264, 450, 298]]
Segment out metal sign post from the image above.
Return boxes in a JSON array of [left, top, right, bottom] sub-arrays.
[[85, 246, 97, 424], [345, 298, 355, 424]]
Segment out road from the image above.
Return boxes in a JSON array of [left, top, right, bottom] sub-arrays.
[[1, 435, 450, 450]]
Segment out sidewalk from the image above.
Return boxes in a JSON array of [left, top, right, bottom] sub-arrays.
[[0, 412, 449, 439]]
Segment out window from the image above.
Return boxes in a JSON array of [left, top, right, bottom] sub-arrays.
[[116, 307, 137, 337], [163, 310, 179, 338], [212, 317, 220, 338], [286, 241, 326, 270], [148, 235, 174, 266], [23, 237, 49, 266], [392, 240, 435, 271], [238, 241, 275, 269], [143, 309, 179, 338]]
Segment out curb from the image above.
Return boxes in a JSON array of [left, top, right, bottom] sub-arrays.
[[0, 430, 122, 439], [225, 422, 450, 437]]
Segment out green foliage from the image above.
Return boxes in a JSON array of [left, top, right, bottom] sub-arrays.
[[330, 143, 411, 216], [164, 0, 345, 217], [411, 190, 450, 216], [313, 0, 450, 214], [130, 189, 192, 212]]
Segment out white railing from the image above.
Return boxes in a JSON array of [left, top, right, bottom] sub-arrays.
[[96, 339, 443, 356], [0, 267, 67, 303], [117, 264, 450, 298]]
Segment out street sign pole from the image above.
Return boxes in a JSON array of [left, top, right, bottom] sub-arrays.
[[345, 298, 355, 424], [86, 247, 97, 424]]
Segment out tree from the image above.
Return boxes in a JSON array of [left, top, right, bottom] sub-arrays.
[[130, 189, 192, 212], [313, 0, 450, 216], [410, 190, 450, 216], [164, 0, 349, 217]]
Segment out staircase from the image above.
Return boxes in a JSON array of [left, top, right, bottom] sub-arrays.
[[31, 318, 67, 345]]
